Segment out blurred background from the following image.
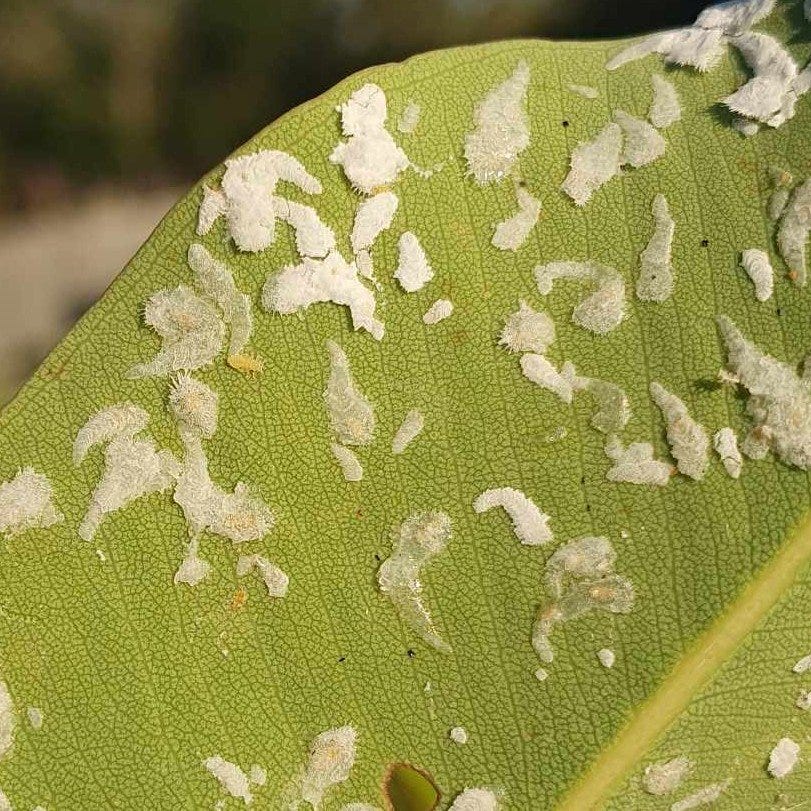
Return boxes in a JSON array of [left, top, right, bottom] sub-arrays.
[[0, 0, 712, 403]]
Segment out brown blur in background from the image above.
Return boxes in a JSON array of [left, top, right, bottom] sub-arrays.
[[0, 0, 712, 404]]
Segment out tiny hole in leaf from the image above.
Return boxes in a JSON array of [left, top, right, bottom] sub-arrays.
[[383, 762, 440, 811]]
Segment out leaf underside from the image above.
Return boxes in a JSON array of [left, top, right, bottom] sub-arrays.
[[2, 2, 811, 809]]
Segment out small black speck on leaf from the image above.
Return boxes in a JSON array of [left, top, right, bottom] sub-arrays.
[[407, 649, 416, 659], [338, 656, 346, 663], [777, 307, 782, 316], [700, 238, 710, 247], [585, 503, 591, 513], [562, 120, 570, 127], [374, 553, 381, 562]]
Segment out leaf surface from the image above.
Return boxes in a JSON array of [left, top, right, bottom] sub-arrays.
[[2, 2, 811, 808]]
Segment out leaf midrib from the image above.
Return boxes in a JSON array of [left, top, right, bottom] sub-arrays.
[[559, 509, 811, 809]]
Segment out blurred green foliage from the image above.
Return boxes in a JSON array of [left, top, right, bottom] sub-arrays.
[[0, 0, 708, 212]]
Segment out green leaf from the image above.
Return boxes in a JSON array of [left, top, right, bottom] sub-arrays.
[[1, 1, 811, 808]]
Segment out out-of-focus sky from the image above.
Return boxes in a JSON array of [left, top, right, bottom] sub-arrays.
[[0, 0, 711, 403]]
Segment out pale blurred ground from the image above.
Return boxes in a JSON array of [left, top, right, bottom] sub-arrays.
[[0, 187, 180, 400], [0, 0, 710, 404]]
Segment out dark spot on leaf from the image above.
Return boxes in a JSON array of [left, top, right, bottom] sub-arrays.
[[700, 238, 710, 247], [407, 648, 415, 658], [383, 762, 440, 811], [374, 553, 381, 562], [40, 360, 69, 381], [338, 655, 346, 663], [777, 307, 783, 316], [562, 120, 570, 127], [585, 503, 591, 513], [694, 377, 722, 393], [580, 475, 586, 485]]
